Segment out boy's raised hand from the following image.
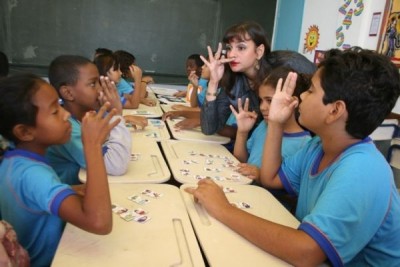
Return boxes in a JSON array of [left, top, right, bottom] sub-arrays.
[[99, 76, 123, 115], [230, 98, 258, 134], [268, 72, 299, 124], [81, 102, 120, 146], [188, 71, 199, 86], [129, 64, 143, 83]]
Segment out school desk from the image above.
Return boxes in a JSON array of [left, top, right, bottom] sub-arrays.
[[122, 103, 164, 118], [79, 139, 170, 183], [160, 140, 252, 185], [52, 184, 205, 267], [127, 118, 171, 142], [166, 118, 231, 145], [180, 184, 300, 267], [148, 83, 187, 96]]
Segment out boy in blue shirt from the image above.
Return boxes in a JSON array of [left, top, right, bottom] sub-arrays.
[[0, 74, 115, 266], [186, 48, 400, 266], [46, 55, 131, 185]]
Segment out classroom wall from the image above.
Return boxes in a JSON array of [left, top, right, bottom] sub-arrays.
[[298, 0, 387, 62], [0, 0, 276, 83]]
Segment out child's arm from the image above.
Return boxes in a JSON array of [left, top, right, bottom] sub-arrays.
[[124, 115, 148, 130], [188, 71, 200, 108], [58, 104, 120, 234], [230, 98, 258, 163], [259, 73, 299, 189]]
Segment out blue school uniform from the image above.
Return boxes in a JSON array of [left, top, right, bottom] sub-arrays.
[[279, 136, 400, 266], [246, 122, 311, 167], [117, 77, 134, 95], [0, 149, 75, 267], [196, 78, 209, 107], [46, 116, 131, 185]]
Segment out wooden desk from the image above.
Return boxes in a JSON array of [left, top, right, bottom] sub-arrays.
[[123, 103, 164, 118], [52, 184, 205, 267], [180, 184, 300, 267], [160, 140, 251, 184], [128, 119, 171, 142], [166, 118, 230, 145], [79, 139, 170, 183]]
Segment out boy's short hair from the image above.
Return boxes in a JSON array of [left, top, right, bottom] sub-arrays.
[[187, 54, 204, 68], [94, 54, 120, 77], [113, 50, 136, 77], [95, 48, 112, 57], [0, 74, 44, 143], [262, 66, 311, 99], [48, 55, 92, 97], [319, 48, 400, 139], [266, 50, 317, 75]]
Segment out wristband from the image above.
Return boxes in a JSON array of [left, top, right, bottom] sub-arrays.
[[206, 92, 218, 97]]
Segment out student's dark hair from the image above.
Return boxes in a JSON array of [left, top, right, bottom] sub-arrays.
[[187, 54, 204, 68], [319, 48, 400, 139], [94, 54, 120, 76], [262, 66, 311, 99], [48, 55, 92, 97], [113, 50, 136, 78], [0, 52, 9, 78], [0, 73, 45, 144], [221, 21, 271, 96], [95, 48, 112, 56], [265, 50, 317, 75]]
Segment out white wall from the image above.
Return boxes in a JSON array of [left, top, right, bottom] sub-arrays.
[[298, 0, 387, 61]]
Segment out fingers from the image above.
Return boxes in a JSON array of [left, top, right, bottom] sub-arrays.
[[282, 72, 298, 96], [229, 104, 238, 117]]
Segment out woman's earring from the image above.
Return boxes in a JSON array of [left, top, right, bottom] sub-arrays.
[[255, 59, 260, 71]]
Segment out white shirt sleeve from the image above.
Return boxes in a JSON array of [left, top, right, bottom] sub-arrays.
[[103, 115, 131, 175]]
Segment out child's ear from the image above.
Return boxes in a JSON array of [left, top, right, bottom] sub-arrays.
[[12, 124, 35, 142], [326, 100, 347, 124], [60, 85, 74, 101]]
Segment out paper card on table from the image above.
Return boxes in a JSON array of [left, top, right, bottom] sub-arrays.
[[141, 189, 163, 198], [128, 195, 150, 205]]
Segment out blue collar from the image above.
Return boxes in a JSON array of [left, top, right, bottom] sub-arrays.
[[4, 149, 49, 165]]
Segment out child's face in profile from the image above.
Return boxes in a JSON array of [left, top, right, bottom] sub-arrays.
[[31, 82, 71, 150], [298, 69, 326, 132], [107, 65, 122, 84], [258, 84, 275, 123], [73, 63, 102, 111]]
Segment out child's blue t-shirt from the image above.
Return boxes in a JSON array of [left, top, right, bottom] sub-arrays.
[[279, 136, 400, 266], [0, 149, 75, 266], [197, 78, 209, 107], [117, 77, 134, 95], [246, 122, 311, 167]]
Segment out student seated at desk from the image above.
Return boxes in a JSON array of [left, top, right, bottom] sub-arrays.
[[46, 55, 131, 185], [113, 50, 156, 107], [173, 54, 204, 99], [186, 48, 400, 266], [0, 74, 114, 266], [93, 47, 112, 60], [232, 66, 312, 180]]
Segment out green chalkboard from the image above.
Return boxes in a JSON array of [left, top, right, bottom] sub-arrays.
[[1, 0, 220, 76], [0, 0, 276, 78]]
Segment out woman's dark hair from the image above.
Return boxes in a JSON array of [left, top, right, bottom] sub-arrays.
[[0, 73, 45, 144]]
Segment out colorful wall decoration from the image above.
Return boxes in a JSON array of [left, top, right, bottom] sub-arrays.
[[335, 0, 365, 49], [378, 0, 400, 66]]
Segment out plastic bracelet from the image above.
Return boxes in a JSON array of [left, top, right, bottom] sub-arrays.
[[206, 92, 218, 97]]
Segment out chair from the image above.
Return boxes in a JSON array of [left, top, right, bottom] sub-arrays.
[[370, 119, 399, 159]]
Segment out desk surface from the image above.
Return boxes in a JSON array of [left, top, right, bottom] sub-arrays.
[[128, 119, 171, 141], [148, 83, 187, 96], [52, 184, 205, 267], [166, 118, 231, 145], [180, 184, 300, 267], [123, 103, 164, 118], [161, 140, 251, 185], [79, 139, 170, 183]]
